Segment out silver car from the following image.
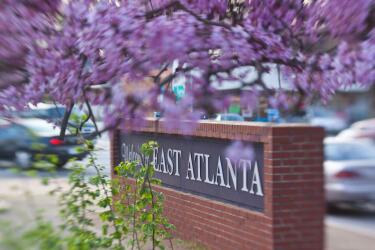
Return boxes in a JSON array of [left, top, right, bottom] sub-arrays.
[[215, 113, 244, 122], [324, 138, 375, 209]]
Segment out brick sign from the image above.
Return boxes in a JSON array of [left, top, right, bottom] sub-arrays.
[[117, 132, 264, 211], [112, 121, 325, 250]]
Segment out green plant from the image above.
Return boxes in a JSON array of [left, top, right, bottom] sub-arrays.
[[0, 140, 174, 250], [112, 141, 175, 250]]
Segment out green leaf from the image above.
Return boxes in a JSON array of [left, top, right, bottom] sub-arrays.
[[140, 141, 158, 157], [89, 176, 101, 185], [98, 197, 111, 208], [9, 168, 21, 174], [146, 213, 153, 222], [141, 192, 152, 200], [99, 211, 112, 222], [111, 231, 122, 240], [25, 170, 37, 177], [102, 224, 108, 235], [41, 177, 49, 186]]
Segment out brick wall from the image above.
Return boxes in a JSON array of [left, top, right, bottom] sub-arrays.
[[110, 120, 325, 250]]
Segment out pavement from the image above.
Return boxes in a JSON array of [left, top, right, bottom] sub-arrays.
[[326, 223, 375, 250], [326, 210, 375, 250], [326, 212, 375, 239], [0, 134, 374, 250]]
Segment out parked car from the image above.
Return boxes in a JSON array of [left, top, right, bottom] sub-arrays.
[[16, 103, 96, 135], [307, 107, 348, 135], [214, 113, 245, 122], [0, 118, 89, 169], [324, 137, 375, 209], [337, 118, 375, 141]]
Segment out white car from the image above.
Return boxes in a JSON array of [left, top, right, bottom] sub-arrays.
[[214, 113, 244, 122], [337, 118, 375, 141], [307, 107, 348, 135], [16, 103, 97, 135], [324, 137, 375, 209]]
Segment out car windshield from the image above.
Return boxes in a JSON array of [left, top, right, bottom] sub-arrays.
[[325, 142, 375, 161], [17, 106, 88, 122], [18, 107, 66, 119], [48, 107, 66, 119], [19, 119, 62, 137], [308, 107, 335, 118], [219, 114, 244, 121]]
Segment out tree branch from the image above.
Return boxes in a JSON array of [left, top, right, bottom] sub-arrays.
[[144, 0, 180, 19], [157, 66, 193, 87], [85, 119, 120, 140], [78, 107, 92, 133], [151, 64, 170, 84], [145, 1, 231, 29], [85, 98, 100, 135], [59, 103, 74, 139], [177, 3, 231, 30]]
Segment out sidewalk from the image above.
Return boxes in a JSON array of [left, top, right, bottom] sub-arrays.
[[1, 177, 374, 250], [0, 178, 203, 250], [326, 225, 375, 250]]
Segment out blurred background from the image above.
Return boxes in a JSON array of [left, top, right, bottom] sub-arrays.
[[0, 85, 375, 250], [0, 90, 374, 249], [1, 0, 374, 249]]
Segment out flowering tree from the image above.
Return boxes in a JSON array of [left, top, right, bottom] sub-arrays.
[[0, 0, 374, 134]]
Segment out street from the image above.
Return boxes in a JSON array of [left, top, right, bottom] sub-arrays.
[[326, 211, 375, 250], [327, 212, 375, 239], [0, 132, 111, 179], [0, 134, 374, 250]]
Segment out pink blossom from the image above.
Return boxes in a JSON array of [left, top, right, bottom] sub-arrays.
[[225, 141, 254, 163], [0, 0, 374, 131]]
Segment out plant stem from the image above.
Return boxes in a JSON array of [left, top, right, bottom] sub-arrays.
[[87, 147, 123, 248]]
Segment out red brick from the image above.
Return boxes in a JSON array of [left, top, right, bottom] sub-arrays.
[[112, 121, 324, 250]]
